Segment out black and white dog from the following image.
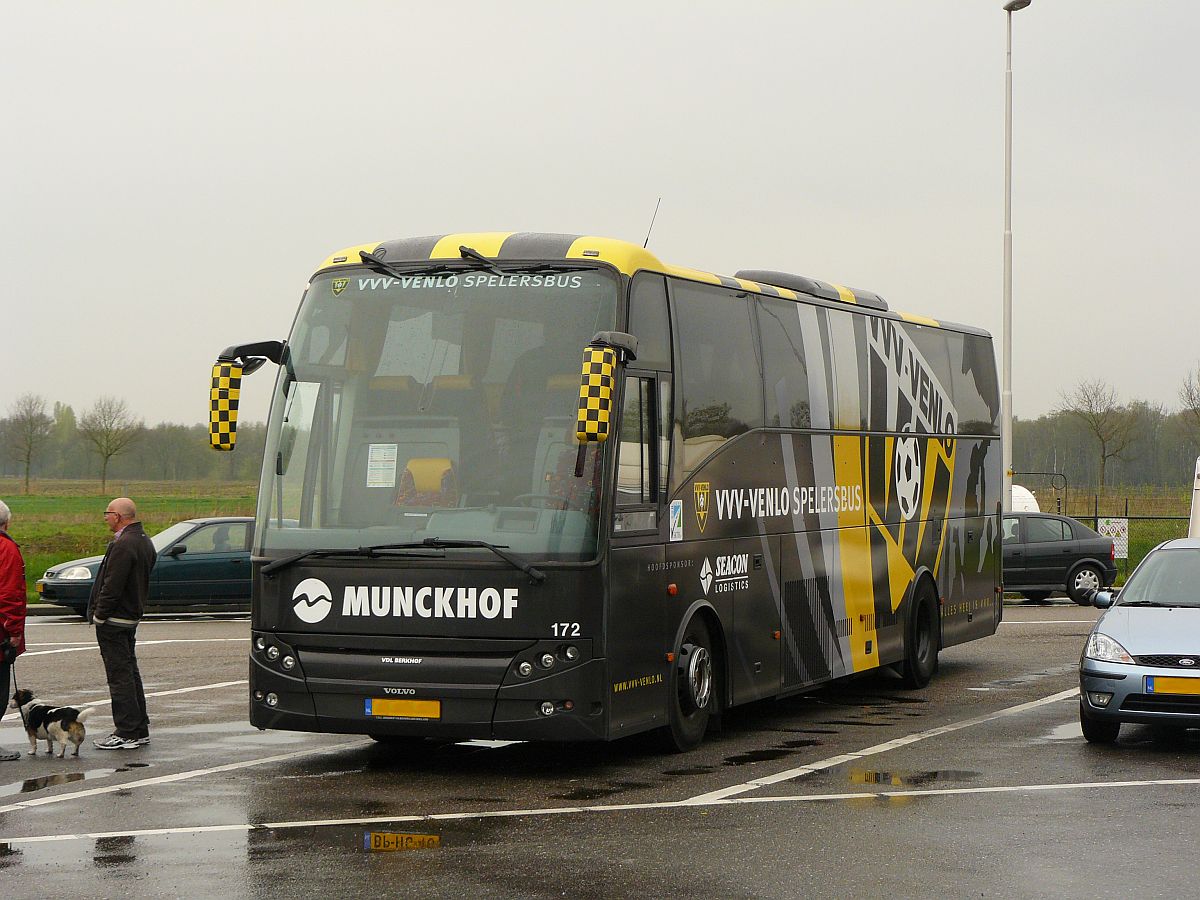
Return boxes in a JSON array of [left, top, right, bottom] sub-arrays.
[[9, 689, 95, 758]]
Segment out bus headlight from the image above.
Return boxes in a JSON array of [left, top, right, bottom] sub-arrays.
[[266, 646, 281, 661], [539, 653, 555, 670], [254, 637, 266, 652], [563, 645, 580, 661], [518, 661, 533, 677], [281, 655, 296, 670], [265, 693, 279, 707], [539, 701, 555, 717]]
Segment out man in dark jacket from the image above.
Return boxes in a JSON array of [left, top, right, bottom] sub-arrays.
[[88, 497, 156, 750], [0, 499, 27, 761]]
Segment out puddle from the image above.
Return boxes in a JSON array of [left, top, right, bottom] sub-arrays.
[[663, 766, 715, 777], [1042, 722, 1083, 741], [848, 768, 980, 787], [818, 720, 891, 727], [0, 765, 151, 798], [92, 835, 138, 869], [779, 739, 821, 748], [551, 780, 654, 802], [723, 748, 795, 767]]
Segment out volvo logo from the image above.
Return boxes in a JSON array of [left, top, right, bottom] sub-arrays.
[[292, 577, 334, 624], [1180, 658, 1196, 667]]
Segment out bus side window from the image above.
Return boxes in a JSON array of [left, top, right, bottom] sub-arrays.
[[617, 376, 656, 507]]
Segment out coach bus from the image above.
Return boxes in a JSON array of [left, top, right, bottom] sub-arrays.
[[209, 232, 1001, 751]]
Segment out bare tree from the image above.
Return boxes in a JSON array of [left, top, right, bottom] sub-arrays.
[[6, 393, 54, 493], [1181, 364, 1200, 442], [78, 397, 143, 491], [1056, 379, 1138, 498]]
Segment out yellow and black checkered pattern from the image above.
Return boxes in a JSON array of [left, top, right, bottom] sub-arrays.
[[576, 347, 616, 443], [209, 362, 242, 451]]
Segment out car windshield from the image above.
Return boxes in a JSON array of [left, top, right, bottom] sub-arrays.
[[1117, 548, 1200, 608], [150, 522, 197, 552], [255, 265, 619, 562]]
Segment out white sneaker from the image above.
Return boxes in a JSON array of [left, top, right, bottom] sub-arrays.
[[94, 734, 140, 750]]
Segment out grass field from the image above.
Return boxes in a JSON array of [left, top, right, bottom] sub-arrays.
[[0, 479, 257, 603]]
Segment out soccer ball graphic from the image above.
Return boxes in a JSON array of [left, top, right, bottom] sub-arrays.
[[894, 436, 922, 521]]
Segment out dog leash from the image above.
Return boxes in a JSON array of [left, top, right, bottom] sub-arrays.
[[10, 658, 29, 731]]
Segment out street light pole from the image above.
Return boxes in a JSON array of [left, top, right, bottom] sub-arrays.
[[1002, 0, 1031, 514]]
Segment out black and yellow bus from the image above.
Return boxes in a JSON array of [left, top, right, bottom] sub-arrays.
[[210, 232, 1001, 751]]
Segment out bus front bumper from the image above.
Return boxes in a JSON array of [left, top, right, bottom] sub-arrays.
[[248, 633, 608, 742]]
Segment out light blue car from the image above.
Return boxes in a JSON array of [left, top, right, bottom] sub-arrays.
[[1079, 538, 1200, 743]]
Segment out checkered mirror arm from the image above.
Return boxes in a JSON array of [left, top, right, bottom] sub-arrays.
[[210, 362, 242, 451], [575, 346, 616, 443]]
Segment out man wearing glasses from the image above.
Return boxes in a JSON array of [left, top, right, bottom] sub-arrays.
[[88, 498, 156, 750]]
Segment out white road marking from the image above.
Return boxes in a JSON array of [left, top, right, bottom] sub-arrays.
[[72, 679, 249, 710], [21, 638, 248, 657], [999, 620, 1096, 625], [4, 775, 1198, 845], [0, 738, 363, 816], [682, 687, 1081, 804]]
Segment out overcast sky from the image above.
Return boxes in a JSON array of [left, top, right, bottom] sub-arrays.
[[4, 1, 1196, 428]]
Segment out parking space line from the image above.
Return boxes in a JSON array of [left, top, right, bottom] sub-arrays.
[[682, 686, 1081, 804], [0, 738, 364, 815], [21, 638, 247, 657], [4, 774, 1198, 845]]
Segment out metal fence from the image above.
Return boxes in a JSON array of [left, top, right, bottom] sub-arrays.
[[1075, 514, 1190, 583]]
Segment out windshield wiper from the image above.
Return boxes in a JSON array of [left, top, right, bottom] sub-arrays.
[[367, 538, 545, 583], [357, 251, 457, 280], [261, 538, 545, 583], [503, 262, 588, 275], [1117, 600, 1173, 607], [261, 545, 442, 577], [458, 244, 505, 275]]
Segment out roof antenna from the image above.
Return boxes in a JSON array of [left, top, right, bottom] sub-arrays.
[[643, 197, 662, 249]]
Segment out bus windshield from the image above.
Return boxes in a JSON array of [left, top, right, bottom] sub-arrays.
[[256, 265, 618, 561]]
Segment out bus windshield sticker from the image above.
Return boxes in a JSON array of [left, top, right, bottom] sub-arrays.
[[366, 443, 398, 488]]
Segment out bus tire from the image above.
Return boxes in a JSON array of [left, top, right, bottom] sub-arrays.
[[900, 581, 939, 689], [662, 616, 716, 752]]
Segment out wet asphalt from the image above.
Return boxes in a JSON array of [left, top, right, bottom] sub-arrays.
[[1, 603, 1197, 899]]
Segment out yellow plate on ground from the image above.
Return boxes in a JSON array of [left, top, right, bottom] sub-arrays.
[[1146, 676, 1200, 695], [364, 832, 440, 851], [363, 698, 441, 719]]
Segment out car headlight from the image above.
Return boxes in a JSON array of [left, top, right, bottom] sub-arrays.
[[1084, 632, 1135, 664], [58, 566, 95, 581]]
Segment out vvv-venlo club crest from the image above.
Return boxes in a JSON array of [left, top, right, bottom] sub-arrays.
[[694, 482, 710, 532]]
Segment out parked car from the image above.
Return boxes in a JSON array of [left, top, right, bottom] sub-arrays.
[[1002, 512, 1117, 604], [37, 517, 253, 615], [1078, 538, 1200, 743]]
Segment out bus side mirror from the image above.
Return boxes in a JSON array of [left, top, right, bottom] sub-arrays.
[[209, 340, 286, 452], [210, 362, 243, 451], [575, 346, 617, 445]]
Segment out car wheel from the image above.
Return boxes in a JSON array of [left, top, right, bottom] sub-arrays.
[[900, 581, 940, 689], [1079, 700, 1120, 744], [1021, 591, 1051, 603], [1068, 565, 1103, 605], [660, 616, 716, 752]]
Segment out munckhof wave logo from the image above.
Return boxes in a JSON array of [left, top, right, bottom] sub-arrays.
[[700, 558, 713, 595], [292, 577, 333, 624]]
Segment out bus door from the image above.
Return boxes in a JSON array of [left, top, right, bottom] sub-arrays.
[[607, 370, 673, 738]]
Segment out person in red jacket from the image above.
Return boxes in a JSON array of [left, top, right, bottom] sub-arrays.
[[0, 499, 27, 762]]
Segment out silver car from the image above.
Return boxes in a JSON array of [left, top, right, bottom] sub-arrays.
[[1079, 538, 1200, 743]]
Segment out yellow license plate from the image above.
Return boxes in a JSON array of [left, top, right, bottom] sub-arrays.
[[364, 832, 440, 852], [363, 698, 441, 719], [1146, 676, 1200, 695], [35, 581, 44, 594]]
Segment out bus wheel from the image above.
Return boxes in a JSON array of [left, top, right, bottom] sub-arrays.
[[663, 617, 715, 752], [900, 582, 939, 689]]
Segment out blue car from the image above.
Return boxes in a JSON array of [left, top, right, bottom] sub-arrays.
[[36, 517, 254, 615], [1079, 538, 1200, 743]]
